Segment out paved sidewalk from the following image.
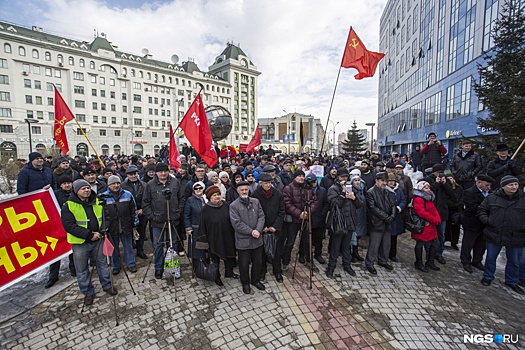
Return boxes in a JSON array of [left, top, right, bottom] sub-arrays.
[[0, 234, 523, 349]]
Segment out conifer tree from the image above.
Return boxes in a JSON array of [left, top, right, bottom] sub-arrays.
[[341, 120, 367, 156]]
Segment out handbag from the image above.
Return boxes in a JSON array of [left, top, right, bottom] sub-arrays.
[[330, 204, 348, 236], [262, 232, 278, 261], [405, 201, 428, 234], [195, 252, 219, 282], [195, 233, 209, 250]]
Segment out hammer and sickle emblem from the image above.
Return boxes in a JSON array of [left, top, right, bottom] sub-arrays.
[[349, 38, 359, 49]]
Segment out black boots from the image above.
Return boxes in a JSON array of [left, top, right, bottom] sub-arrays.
[[352, 245, 364, 262], [414, 261, 428, 272]]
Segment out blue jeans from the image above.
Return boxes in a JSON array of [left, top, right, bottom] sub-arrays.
[[109, 232, 136, 269], [483, 242, 521, 285], [436, 220, 446, 256], [72, 241, 112, 296], [152, 225, 178, 271]]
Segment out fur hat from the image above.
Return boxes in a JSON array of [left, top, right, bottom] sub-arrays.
[[107, 175, 121, 186], [204, 185, 221, 198], [57, 175, 73, 186]]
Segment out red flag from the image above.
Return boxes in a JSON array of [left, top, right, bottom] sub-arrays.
[[169, 125, 181, 170], [102, 237, 114, 257], [53, 88, 75, 154], [246, 126, 261, 153], [179, 93, 218, 167], [341, 27, 385, 80]]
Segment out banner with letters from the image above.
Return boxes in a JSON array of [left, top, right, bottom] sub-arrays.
[[0, 189, 71, 291]]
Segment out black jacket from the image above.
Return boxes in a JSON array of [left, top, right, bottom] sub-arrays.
[[327, 182, 363, 232], [478, 189, 525, 248], [280, 170, 293, 187], [121, 178, 147, 210], [424, 174, 455, 221], [54, 188, 72, 207], [320, 174, 337, 192], [311, 185, 329, 229], [142, 175, 183, 228], [251, 186, 285, 233], [450, 150, 483, 182], [365, 185, 395, 232], [462, 185, 489, 231], [487, 157, 522, 190]]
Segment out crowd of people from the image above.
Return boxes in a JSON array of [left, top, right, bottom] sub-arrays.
[[15, 132, 525, 304]]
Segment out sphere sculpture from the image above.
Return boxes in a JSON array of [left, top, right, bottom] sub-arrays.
[[205, 105, 233, 142]]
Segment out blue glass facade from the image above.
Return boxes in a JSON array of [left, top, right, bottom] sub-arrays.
[[377, 0, 502, 157]]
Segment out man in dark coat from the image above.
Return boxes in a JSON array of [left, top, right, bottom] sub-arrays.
[[410, 145, 423, 172], [487, 143, 522, 191], [421, 132, 447, 170], [424, 163, 454, 264], [310, 175, 329, 264], [53, 156, 79, 185], [17, 152, 57, 194], [365, 172, 395, 274], [121, 166, 148, 260], [279, 159, 293, 187], [478, 176, 525, 294], [251, 173, 285, 283], [450, 140, 483, 190], [359, 160, 376, 190], [82, 168, 107, 194], [320, 164, 338, 191], [460, 174, 494, 273]]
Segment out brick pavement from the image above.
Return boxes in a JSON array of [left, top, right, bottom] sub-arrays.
[[0, 233, 523, 350]]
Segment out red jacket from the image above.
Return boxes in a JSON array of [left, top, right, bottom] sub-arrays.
[[411, 191, 441, 242]]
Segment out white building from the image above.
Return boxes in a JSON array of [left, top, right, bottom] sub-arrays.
[[0, 21, 260, 159]]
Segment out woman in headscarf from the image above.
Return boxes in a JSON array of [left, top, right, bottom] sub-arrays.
[[412, 181, 441, 272], [184, 181, 207, 271], [226, 172, 244, 204], [208, 171, 226, 201], [350, 174, 367, 262], [219, 171, 231, 191], [200, 185, 237, 286], [386, 173, 407, 262]]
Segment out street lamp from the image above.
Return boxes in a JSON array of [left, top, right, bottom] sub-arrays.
[[282, 110, 292, 154], [328, 120, 339, 155], [24, 118, 39, 153], [365, 122, 375, 153]]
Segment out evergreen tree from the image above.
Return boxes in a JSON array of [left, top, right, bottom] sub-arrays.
[[473, 0, 525, 161], [341, 120, 367, 156]]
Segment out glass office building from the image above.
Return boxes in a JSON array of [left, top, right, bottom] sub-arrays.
[[377, 0, 502, 157]]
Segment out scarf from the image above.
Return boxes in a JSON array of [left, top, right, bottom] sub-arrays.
[[206, 199, 223, 208], [264, 187, 272, 199]]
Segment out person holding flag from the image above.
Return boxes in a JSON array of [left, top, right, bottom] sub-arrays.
[[61, 179, 117, 306]]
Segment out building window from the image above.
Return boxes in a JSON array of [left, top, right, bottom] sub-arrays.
[[111, 104, 116, 112], [410, 102, 422, 129], [4, 43, 11, 54], [446, 76, 472, 120], [93, 116, 98, 123], [101, 90, 106, 97], [425, 92, 441, 126], [448, 0, 476, 73], [134, 131, 142, 137], [35, 96, 42, 105], [55, 70, 61, 78], [100, 129, 106, 136], [483, 0, 499, 50], [34, 80, 41, 89], [48, 97, 54, 105], [73, 72, 84, 80], [90, 61, 95, 69], [26, 95, 33, 104], [26, 110, 33, 118], [100, 77, 106, 85], [122, 93, 127, 100], [0, 59, 7, 69], [33, 65, 41, 75], [110, 78, 115, 86], [48, 112, 54, 120], [32, 49, 39, 59], [133, 82, 141, 89], [123, 118, 127, 125], [80, 59, 85, 67], [0, 108, 12, 117], [110, 91, 115, 99], [92, 102, 98, 110], [91, 75, 97, 84], [92, 89, 97, 97], [24, 79, 31, 88], [76, 128, 86, 135], [134, 118, 142, 126], [102, 116, 107, 124], [0, 125, 13, 133], [74, 100, 85, 108], [111, 117, 116, 124], [122, 106, 127, 113], [134, 94, 141, 101], [69, 57, 74, 65], [101, 103, 106, 111], [76, 114, 86, 122], [19, 46, 26, 56], [115, 130, 121, 136], [31, 126, 41, 134], [74, 86, 84, 94], [45, 52, 51, 61], [152, 132, 157, 137], [133, 107, 142, 113]]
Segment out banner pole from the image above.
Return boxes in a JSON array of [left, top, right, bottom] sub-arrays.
[[72, 118, 104, 165], [320, 66, 342, 154]]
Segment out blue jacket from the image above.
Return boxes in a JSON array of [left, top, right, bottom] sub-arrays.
[[102, 188, 139, 235], [17, 163, 57, 194], [387, 184, 407, 236]]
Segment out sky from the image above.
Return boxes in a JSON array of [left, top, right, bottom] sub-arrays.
[[0, 0, 387, 138]]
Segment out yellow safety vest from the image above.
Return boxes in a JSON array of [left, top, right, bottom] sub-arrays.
[[66, 200, 103, 244]]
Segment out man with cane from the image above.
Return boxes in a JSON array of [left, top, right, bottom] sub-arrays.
[[61, 179, 117, 306], [142, 162, 183, 279]]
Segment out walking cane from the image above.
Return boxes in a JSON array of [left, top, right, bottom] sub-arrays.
[[291, 207, 308, 280], [307, 204, 313, 290]]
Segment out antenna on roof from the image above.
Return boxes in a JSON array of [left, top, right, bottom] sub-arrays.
[[170, 54, 179, 65], [93, 29, 96, 38], [141, 48, 149, 56]]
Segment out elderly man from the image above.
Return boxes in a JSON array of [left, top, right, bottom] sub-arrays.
[[121, 166, 148, 259], [230, 181, 266, 294], [62, 179, 117, 305], [487, 144, 523, 191], [82, 168, 107, 194], [460, 174, 494, 273], [263, 164, 284, 191], [17, 152, 56, 194], [102, 175, 139, 275], [478, 176, 525, 295], [365, 172, 396, 274], [450, 140, 483, 190]]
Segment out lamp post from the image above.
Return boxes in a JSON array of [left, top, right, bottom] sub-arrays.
[[328, 120, 339, 155], [282, 110, 292, 154], [24, 118, 39, 153], [365, 122, 375, 153]]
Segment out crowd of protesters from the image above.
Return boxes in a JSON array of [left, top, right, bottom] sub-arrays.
[[16, 133, 525, 302]]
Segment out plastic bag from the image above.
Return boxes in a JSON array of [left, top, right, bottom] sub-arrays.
[[163, 247, 181, 279]]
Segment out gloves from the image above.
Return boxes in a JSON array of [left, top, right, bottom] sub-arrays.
[[385, 215, 395, 224]]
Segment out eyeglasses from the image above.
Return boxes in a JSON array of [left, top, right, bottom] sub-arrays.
[[194, 187, 203, 190]]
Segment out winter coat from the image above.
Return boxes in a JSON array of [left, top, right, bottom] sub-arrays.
[[410, 149, 423, 166], [320, 174, 337, 192], [184, 195, 207, 259], [53, 166, 79, 185], [251, 186, 285, 233], [283, 179, 319, 224], [327, 182, 363, 234], [424, 174, 455, 221], [17, 163, 57, 194], [421, 142, 447, 168], [121, 178, 147, 210], [450, 150, 483, 182], [142, 175, 183, 228], [175, 172, 192, 197], [411, 189, 441, 242], [229, 197, 265, 250], [360, 170, 375, 191], [397, 173, 413, 202], [353, 182, 367, 237], [61, 191, 101, 243], [280, 170, 293, 187], [387, 184, 407, 236], [486, 157, 523, 191], [102, 188, 138, 236], [366, 185, 395, 233], [462, 184, 489, 231], [311, 185, 329, 229], [54, 188, 71, 207], [200, 201, 236, 259], [478, 189, 525, 248], [185, 174, 213, 199]]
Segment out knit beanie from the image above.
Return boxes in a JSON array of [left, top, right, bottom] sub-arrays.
[[57, 175, 73, 186], [207, 171, 218, 179], [29, 152, 43, 162], [500, 175, 519, 188], [293, 170, 306, 178], [350, 175, 361, 183], [155, 162, 169, 172], [219, 171, 229, 179], [416, 181, 429, 191], [107, 175, 121, 186], [73, 179, 91, 193]]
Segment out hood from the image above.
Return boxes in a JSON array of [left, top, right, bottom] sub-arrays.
[[412, 189, 435, 202]]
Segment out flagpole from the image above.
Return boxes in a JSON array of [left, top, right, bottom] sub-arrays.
[[72, 118, 104, 165], [320, 66, 342, 154], [169, 84, 205, 141]]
